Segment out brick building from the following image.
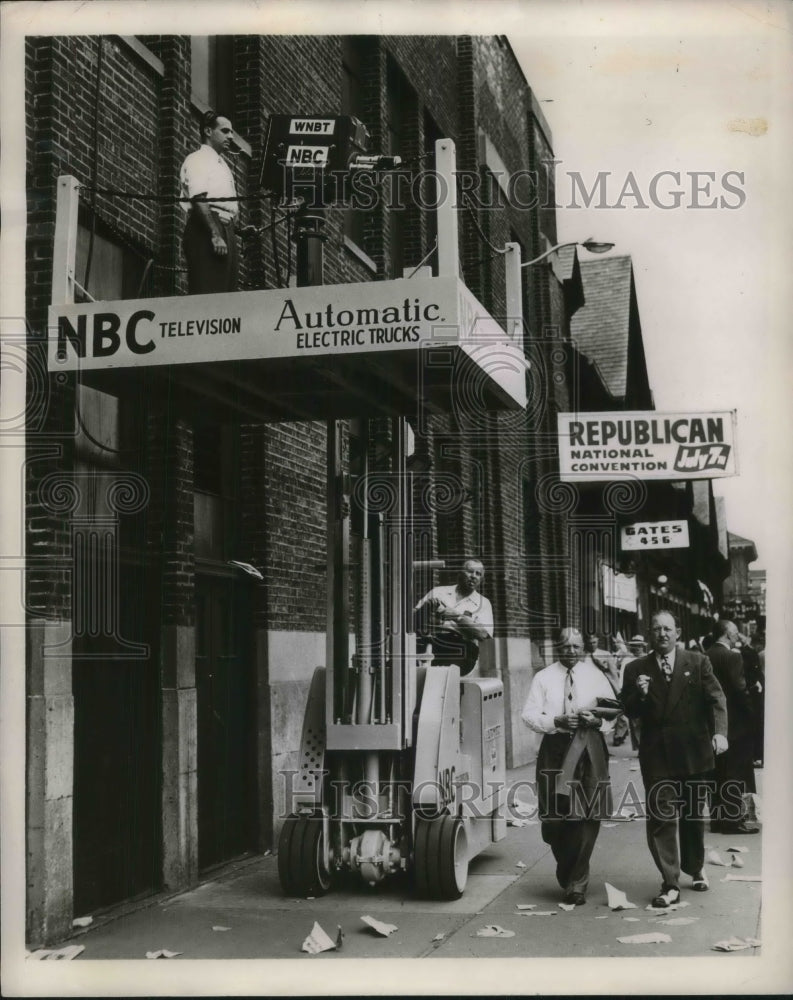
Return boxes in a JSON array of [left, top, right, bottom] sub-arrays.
[[25, 33, 633, 943]]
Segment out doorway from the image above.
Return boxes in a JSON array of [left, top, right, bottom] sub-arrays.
[[195, 573, 256, 869]]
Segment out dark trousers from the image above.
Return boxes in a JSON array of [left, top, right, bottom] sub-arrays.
[[183, 211, 238, 294], [644, 774, 712, 888], [541, 817, 601, 894], [712, 737, 755, 826]]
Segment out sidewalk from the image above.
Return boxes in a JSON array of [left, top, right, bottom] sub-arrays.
[[35, 748, 762, 961]]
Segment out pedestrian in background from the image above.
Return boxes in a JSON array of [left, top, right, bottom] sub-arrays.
[[621, 611, 728, 907], [522, 627, 615, 906], [613, 634, 647, 748], [707, 620, 759, 834], [751, 633, 765, 766]]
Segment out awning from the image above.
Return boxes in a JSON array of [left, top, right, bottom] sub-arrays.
[[48, 275, 528, 422]]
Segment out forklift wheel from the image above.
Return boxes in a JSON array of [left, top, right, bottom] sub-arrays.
[[277, 814, 332, 897], [414, 814, 469, 900]]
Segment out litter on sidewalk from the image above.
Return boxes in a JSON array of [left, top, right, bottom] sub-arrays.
[[516, 904, 537, 910], [474, 925, 515, 937], [605, 882, 637, 911], [361, 915, 398, 937], [721, 874, 761, 882], [519, 910, 557, 917], [712, 936, 761, 952], [617, 932, 672, 944], [301, 922, 338, 955], [656, 916, 699, 926], [516, 861, 528, 868], [558, 902, 576, 912], [706, 849, 732, 867], [212, 925, 231, 932], [28, 945, 85, 961], [145, 949, 181, 959], [72, 916, 93, 928]]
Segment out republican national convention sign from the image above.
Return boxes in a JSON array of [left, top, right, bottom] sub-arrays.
[[557, 410, 737, 481]]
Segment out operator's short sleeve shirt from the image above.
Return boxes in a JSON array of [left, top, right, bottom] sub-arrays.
[[180, 144, 238, 218]]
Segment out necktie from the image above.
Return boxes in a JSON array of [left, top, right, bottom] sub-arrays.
[[564, 669, 577, 714], [661, 655, 673, 682]]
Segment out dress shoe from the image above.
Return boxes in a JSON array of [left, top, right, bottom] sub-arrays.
[[691, 871, 709, 892], [721, 821, 759, 835], [562, 891, 586, 906], [651, 885, 680, 908]]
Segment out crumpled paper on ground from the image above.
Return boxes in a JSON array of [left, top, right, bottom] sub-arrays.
[[724, 845, 748, 853], [617, 932, 672, 944], [729, 854, 745, 868], [512, 801, 534, 818], [516, 904, 537, 910], [516, 861, 528, 868], [474, 925, 515, 937], [72, 916, 93, 928], [558, 902, 576, 911], [361, 915, 398, 937], [657, 916, 699, 926], [605, 882, 637, 910], [212, 925, 231, 932], [706, 848, 731, 866], [519, 910, 557, 917], [28, 945, 85, 960], [602, 822, 618, 828], [712, 936, 761, 952], [301, 922, 338, 954], [721, 874, 761, 882], [145, 949, 182, 959]]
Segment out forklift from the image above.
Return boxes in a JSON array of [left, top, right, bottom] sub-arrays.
[[264, 116, 515, 899]]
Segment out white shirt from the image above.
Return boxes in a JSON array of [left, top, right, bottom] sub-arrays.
[[180, 144, 238, 218], [521, 660, 616, 735], [414, 585, 494, 638]]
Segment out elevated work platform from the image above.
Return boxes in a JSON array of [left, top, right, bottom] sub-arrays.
[[48, 275, 527, 421]]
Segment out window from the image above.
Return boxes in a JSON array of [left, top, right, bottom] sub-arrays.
[[194, 423, 239, 562], [341, 37, 368, 249], [75, 220, 146, 302], [190, 36, 234, 114]]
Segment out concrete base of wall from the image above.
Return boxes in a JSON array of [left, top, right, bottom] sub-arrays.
[[160, 624, 197, 893], [26, 621, 74, 946]]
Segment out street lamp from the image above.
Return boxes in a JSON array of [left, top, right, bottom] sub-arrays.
[[520, 237, 615, 269]]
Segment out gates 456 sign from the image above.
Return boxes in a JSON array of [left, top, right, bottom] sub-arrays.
[[621, 520, 690, 550]]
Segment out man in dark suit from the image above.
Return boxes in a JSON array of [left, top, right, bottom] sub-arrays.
[[621, 611, 728, 907], [707, 620, 759, 834]]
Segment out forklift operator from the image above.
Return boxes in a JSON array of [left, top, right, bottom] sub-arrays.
[[415, 558, 494, 676]]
